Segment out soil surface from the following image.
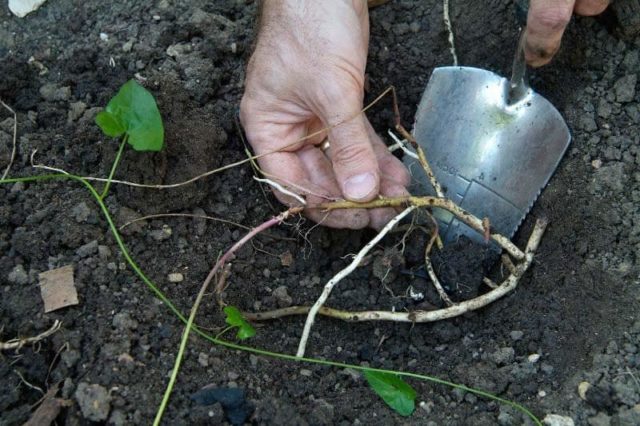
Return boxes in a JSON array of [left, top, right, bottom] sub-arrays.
[[1, 1, 639, 425]]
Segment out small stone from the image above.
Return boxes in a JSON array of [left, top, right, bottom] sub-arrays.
[[527, 353, 541, 363], [109, 409, 127, 426], [227, 372, 239, 380], [98, 245, 111, 260], [61, 349, 80, 368], [541, 363, 554, 375], [490, 347, 515, 365], [538, 390, 547, 397], [149, 225, 172, 241], [498, 407, 515, 425], [310, 399, 335, 425], [510, 330, 524, 341], [191, 387, 251, 425], [249, 355, 258, 368], [597, 99, 612, 119], [40, 83, 71, 102], [622, 51, 639, 71], [273, 285, 292, 308], [612, 381, 638, 406], [587, 412, 611, 426], [76, 240, 98, 258], [10, 182, 24, 193], [117, 207, 145, 236], [613, 74, 637, 103], [122, 40, 134, 52], [585, 385, 614, 411], [112, 312, 138, 330], [393, 22, 410, 35], [593, 162, 626, 193], [198, 352, 209, 367], [299, 369, 312, 377], [8, 264, 28, 285], [579, 381, 592, 400], [168, 273, 184, 283], [543, 414, 574, 426], [68, 101, 87, 121], [166, 43, 191, 58], [72, 202, 92, 223], [99, 32, 109, 41], [591, 159, 602, 169], [578, 113, 598, 132], [75, 383, 111, 422]]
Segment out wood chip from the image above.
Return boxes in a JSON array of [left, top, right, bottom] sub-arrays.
[[39, 265, 78, 313], [280, 251, 294, 267], [23, 383, 72, 426]]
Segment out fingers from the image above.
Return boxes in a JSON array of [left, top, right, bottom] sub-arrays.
[[314, 82, 380, 203], [366, 121, 411, 230], [574, 0, 609, 16], [525, 0, 575, 67], [525, 0, 609, 67], [296, 146, 371, 229]]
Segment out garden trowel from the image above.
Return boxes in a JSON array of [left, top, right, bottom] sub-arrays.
[[406, 31, 570, 244]]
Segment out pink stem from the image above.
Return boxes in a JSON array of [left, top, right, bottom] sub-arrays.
[[212, 208, 301, 295]]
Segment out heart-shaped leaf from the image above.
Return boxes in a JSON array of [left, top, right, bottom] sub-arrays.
[[223, 306, 256, 340], [96, 79, 164, 151], [364, 370, 417, 416]]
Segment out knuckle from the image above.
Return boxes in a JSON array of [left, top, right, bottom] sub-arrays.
[[332, 142, 372, 167], [529, 7, 572, 32]]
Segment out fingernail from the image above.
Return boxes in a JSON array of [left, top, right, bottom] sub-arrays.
[[343, 172, 376, 201]]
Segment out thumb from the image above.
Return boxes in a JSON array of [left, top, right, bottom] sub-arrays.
[[320, 90, 380, 202]]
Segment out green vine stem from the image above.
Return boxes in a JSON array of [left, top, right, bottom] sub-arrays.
[[100, 134, 128, 200], [0, 173, 542, 426]]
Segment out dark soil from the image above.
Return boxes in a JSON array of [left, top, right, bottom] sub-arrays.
[[1, 1, 639, 425]]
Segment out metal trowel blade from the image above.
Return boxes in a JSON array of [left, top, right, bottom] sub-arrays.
[[405, 66, 570, 244]]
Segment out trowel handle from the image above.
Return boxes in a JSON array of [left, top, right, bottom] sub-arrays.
[[509, 0, 530, 104], [508, 29, 529, 104]]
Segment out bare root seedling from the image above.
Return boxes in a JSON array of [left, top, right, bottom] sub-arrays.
[[212, 87, 550, 358]]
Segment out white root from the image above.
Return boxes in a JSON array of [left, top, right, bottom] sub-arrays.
[[254, 176, 307, 206], [443, 0, 458, 66], [0, 99, 17, 180], [296, 206, 416, 358], [0, 320, 62, 351]]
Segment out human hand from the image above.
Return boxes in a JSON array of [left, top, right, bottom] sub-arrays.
[[525, 0, 610, 67], [240, 0, 410, 230]]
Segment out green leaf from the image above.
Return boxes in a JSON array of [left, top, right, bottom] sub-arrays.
[[223, 306, 256, 340], [96, 79, 164, 151], [95, 111, 125, 137], [364, 370, 417, 416]]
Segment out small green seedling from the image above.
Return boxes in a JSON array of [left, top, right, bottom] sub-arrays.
[[364, 370, 417, 416], [223, 306, 256, 340], [96, 79, 164, 151], [95, 79, 164, 198]]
